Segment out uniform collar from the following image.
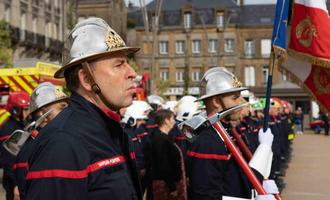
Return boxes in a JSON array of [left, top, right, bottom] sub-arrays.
[[70, 92, 121, 123], [100, 108, 121, 122]]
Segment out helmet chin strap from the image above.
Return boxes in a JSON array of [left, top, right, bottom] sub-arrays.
[[81, 62, 115, 111], [218, 97, 232, 122], [218, 97, 226, 112]]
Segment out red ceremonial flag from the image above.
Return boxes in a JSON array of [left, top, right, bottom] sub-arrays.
[[282, 56, 330, 113], [280, 0, 330, 112], [289, 0, 330, 68]]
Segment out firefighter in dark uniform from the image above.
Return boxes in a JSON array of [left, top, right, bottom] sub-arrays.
[[267, 99, 283, 183], [0, 91, 30, 200], [187, 67, 277, 200], [12, 82, 68, 199], [236, 101, 259, 154], [277, 100, 292, 161], [24, 17, 142, 200], [171, 96, 200, 158], [122, 100, 153, 195], [145, 95, 164, 135]]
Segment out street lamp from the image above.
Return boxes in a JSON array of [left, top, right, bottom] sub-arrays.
[[217, 9, 236, 69], [139, 0, 162, 95], [183, 11, 192, 96]]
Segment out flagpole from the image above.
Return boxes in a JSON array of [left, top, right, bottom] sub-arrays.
[[263, 50, 276, 131]]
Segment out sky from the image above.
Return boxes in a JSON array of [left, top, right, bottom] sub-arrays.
[[124, 0, 277, 7]]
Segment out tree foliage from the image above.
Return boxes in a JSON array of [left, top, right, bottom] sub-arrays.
[[184, 64, 190, 95], [67, 0, 77, 30], [157, 79, 171, 98], [128, 58, 139, 72], [0, 20, 13, 68]]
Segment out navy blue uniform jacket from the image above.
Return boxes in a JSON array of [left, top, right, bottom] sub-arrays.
[[25, 93, 142, 200], [0, 117, 24, 195], [14, 136, 35, 199], [187, 124, 262, 200]]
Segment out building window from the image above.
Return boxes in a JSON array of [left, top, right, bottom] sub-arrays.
[[5, 5, 10, 22], [20, 11, 26, 41], [47, 22, 52, 37], [21, 12, 26, 30], [261, 39, 271, 58], [184, 12, 192, 29], [54, 23, 59, 39], [208, 39, 218, 53], [45, 21, 51, 46], [192, 40, 201, 54], [54, 0, 59, 8], [143, 42, 151, 54], [160, 71, 169, 81], [176, 71, 184, 82], [244, 66, 255, 86], [244, 40, 255, 58], [32, 0, 40, 6], [176, 40, 185, 54], [32, 17, 37, 33], [262, 66, 269, 85], [45, 0, 51, 11], [281, 71, 288, 81], [159, 41, 168, 55], [225, 38, 234, 53], [192, 70, 201, 81], [216, 12, 224, 29]]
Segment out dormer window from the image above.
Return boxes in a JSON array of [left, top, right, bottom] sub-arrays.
[[216, 11, 224, 29], [184, 12, 192, 29]]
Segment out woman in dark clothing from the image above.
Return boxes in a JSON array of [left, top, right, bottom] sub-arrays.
[[149, 109, 187, 200]]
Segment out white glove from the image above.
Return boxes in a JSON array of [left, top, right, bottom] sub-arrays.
[[263, 180, 279, 194], [258, 128, 274, 147], [256, 194, 276, 200]]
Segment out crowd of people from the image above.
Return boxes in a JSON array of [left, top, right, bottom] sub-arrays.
[[0, 17, 308, 200]]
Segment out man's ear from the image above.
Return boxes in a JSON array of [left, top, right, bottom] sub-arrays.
[[78, 68, 92, 92], [212, 96, 223, 110]]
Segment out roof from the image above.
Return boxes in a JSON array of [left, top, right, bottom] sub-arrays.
[[239, 4, 275, 26], [147, 0, 238, 11], [128, 2, 276, 29]]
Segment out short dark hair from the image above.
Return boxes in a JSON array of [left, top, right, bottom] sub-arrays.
[[64, 61, 99, 93], [64, 65, 82, 93], [154, 109, 174, 127]]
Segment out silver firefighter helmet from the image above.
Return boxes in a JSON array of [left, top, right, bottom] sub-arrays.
[[55, 17, 140, 78], [197, 67, 247, 101], [29, 82, 68, 114], [147, 95, 165, 106]]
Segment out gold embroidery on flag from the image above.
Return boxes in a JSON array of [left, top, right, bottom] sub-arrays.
[[296, 16, 317, 48], [313, 66, 330, 94]]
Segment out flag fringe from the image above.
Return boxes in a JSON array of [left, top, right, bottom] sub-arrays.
[[279, 65, 330, 113], [273, 45, 287, 65], [288, 49, 330, 69]]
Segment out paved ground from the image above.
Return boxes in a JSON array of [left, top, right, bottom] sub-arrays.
[[281, 130, 330, 200], [0, 130, 328, 200], [0, 169, 4, 200]]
